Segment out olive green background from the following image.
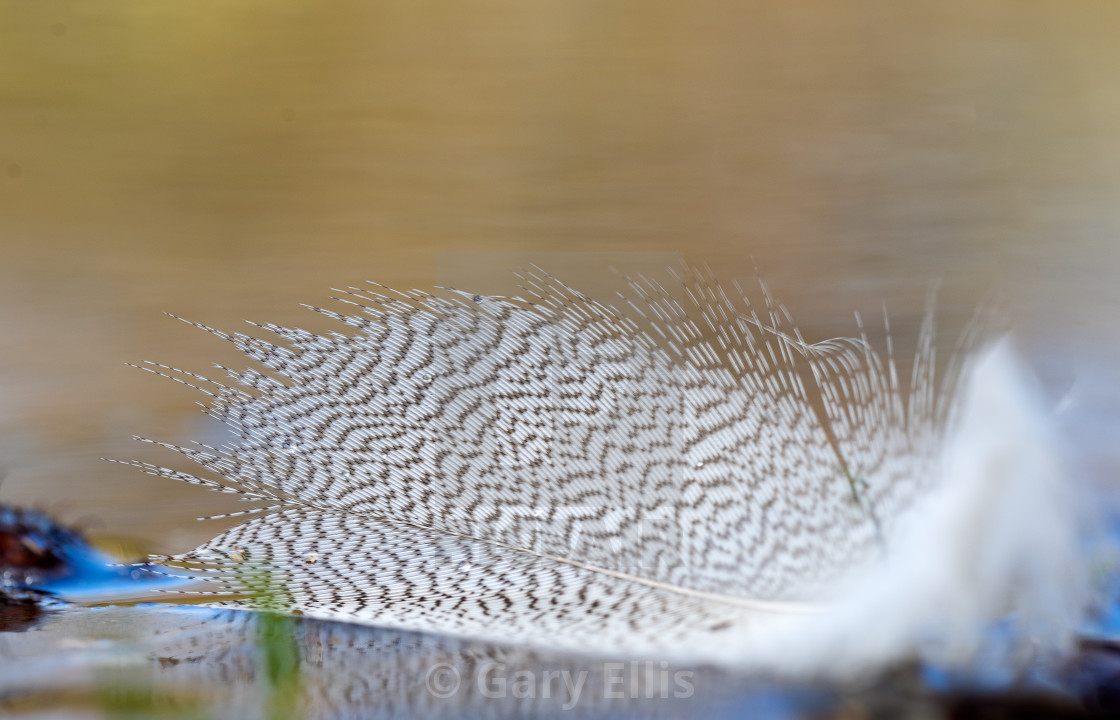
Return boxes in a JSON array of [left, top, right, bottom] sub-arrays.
[[2, 1, 1118, 553]]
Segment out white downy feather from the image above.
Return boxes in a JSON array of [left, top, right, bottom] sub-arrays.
[[739, 340, 1084, 673]]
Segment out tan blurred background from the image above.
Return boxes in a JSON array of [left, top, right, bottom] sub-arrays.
[[2, 1, 1119, 553]]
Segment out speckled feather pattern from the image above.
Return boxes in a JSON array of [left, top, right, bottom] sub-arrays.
[[125, 268, 960, 657]]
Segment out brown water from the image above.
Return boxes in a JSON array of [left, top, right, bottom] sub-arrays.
[[2, 1, 1120, 557]]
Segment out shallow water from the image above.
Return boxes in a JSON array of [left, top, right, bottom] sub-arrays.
[[3, 2, 1120, 717]]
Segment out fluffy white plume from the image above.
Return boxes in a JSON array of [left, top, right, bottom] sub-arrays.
[[740, 341, 1084, 673]]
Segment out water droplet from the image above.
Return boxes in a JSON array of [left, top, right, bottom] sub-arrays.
[[380, 449, 389, 458], [281, 438, 294, 450], [693, 460, 704, 470], [303, 551, 319, 565], [471, 294, 483, 303], [533, 508, 544, 518], [421, 373, 431, 381], [457, 561, 471, 573]]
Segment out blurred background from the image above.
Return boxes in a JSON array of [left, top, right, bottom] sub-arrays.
[[2, 1, 1120, 555]]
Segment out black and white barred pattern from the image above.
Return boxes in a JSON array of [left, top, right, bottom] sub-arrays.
[[123, 268, 962, 658]]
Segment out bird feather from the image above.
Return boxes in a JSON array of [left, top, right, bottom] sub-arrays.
[[122, 266, 1082, 669]]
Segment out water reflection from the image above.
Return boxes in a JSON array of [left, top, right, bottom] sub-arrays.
[[0, 604, 845, 719]]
